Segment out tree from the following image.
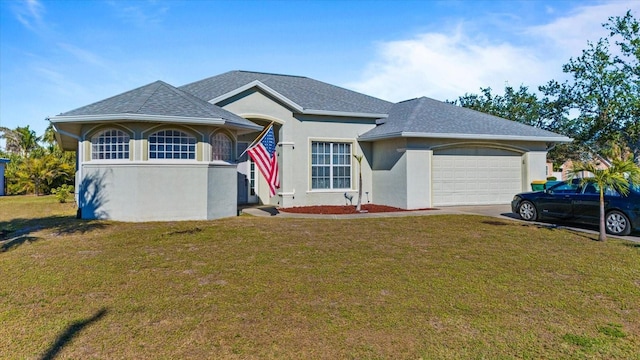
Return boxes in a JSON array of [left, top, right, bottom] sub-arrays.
[[13, 154, 73, 196], [1, 125, 41, 157], [454, 85, 573, 163], [569, 145, 640, 240], [455, 85, 553, 129], [2, 124, 76, 196], [42, 124, 58, 153], [541, 12, 640, 161]]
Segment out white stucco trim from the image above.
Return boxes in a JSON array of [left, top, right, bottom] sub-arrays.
[[82, 123, 135, 139], [359, 131, 573, 143], [210, 80, 388, 119], [50, 113, 261, 131], [302, 109, 388, 119], [430, 141, 529, 154], [52, 125, 81, 143], [81, 160, 235, 167]]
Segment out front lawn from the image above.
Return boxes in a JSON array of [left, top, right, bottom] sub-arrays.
[[1, 196, 639, 359]]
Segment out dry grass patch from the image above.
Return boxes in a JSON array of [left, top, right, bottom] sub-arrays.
[[1, 196, 639, 359]]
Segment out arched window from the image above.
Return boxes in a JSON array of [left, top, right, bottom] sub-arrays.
[[149, 129, 196, 159], [91, 129, 130, 160], [211, 132, 233, 162]]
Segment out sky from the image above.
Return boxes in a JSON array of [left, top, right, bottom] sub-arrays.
[[1, 0, 639, 143]]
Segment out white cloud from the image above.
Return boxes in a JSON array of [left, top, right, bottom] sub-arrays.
[[106, 0, 169, 28], [528, 2, 640, 57], [57, 43, 109, 69], [33, 66, 86, 99], [348, 27, 555, 102], [348, 2, 640, 103], [12, 0, 45, 32]]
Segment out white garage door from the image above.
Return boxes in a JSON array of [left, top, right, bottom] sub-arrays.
[[432, 150, 522, 206]]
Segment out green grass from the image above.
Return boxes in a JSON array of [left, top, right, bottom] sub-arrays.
[[1, 196, 639, 359]]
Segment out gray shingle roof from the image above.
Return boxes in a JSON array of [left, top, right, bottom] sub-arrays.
[[359, 97, 572, 142], [56, 80, 260, 129], [179, 70, 393, 115]]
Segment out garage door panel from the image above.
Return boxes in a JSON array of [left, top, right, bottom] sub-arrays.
[[432, 153, 522, 206]]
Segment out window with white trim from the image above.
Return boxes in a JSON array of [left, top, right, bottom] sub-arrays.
[[311, 141, 351, 189], [149, 130, 196, 159], [211, 132, 233, 162], [91, 129, 130, 160]]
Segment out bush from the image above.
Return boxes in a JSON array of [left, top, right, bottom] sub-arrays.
[[51, 184, 74, 203]]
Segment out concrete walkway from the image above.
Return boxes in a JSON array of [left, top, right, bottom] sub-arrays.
[[241, 204, 640, 243]]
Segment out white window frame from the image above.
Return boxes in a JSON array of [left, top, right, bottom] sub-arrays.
[[148, 129, 196, 160], [310, 140, 352, 190], [91, 129, 130, 160]]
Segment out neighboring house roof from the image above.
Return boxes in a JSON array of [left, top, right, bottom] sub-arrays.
[[359, 97, 573, 143], [50, 81, 262, 150], [179, 70, 393, 118]]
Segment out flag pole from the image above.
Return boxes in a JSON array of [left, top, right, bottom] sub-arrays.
[[237, 121, 275, 160]]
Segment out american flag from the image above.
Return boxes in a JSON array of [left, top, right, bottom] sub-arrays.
[[247, 125, 280, 197]]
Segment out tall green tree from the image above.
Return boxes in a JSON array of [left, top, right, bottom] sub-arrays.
[[2, 125, 76, 196], [455, 85, 552, 129], [541, 12, 640, 161], [1, 125, 41, 157], [454, 85, 572, 163], [13, 154, 73, 196]]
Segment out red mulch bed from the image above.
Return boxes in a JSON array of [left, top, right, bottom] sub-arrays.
[[279, 204, 434, 214]]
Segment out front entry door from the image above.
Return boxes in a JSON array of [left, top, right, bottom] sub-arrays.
[[237, 142, 258, 204]]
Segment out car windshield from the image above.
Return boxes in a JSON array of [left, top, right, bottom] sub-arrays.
[[547, 180, 580, 193]]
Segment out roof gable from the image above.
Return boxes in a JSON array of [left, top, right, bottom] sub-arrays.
[[359, 97, 572, 142], [50, 80, 262, 151], [54, 81, 258, 128], [179, 70, 393, 117]]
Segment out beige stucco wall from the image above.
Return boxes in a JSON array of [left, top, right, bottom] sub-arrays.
[[371, 138, 551, 208], [75, 121, 242, 221], [220, 89, 378, 208], [80, 163, 236, 221]]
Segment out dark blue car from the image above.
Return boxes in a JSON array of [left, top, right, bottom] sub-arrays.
[[511, 179, 640, 236]]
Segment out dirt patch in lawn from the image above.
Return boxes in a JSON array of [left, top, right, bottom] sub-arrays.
[[279, 204, 436, 214]]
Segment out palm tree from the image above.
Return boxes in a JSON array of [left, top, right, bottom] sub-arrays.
[[16, 126, 40, 157], [0, 126, 20, 153], [0, 126, 40, 157], [42, 124, 59, 153], [569, 149, 640, 241], [14, 154, 73, 196]]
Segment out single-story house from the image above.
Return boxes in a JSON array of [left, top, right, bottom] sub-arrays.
[[547, 155, 612, 181], [51, 70, 572, 221], [0, 158, 9, 196]]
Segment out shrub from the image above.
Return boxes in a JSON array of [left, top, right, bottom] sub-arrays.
[[51, 184, 74, 203]]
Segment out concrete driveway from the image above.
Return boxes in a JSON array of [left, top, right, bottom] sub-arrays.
[[441, 204, 640, 243], [242, 204, 639, 242]]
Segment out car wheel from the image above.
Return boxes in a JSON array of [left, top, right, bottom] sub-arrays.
[[605, 211, 631, 236], [518, 201, 537, 221]]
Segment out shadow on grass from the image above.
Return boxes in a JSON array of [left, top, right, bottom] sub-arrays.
[[481, 220, 510, 226], [1, 236, 39, 252], [500, 212, 521, 220], [40, 308, 108, 360], [0, 215, 108, 253]]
